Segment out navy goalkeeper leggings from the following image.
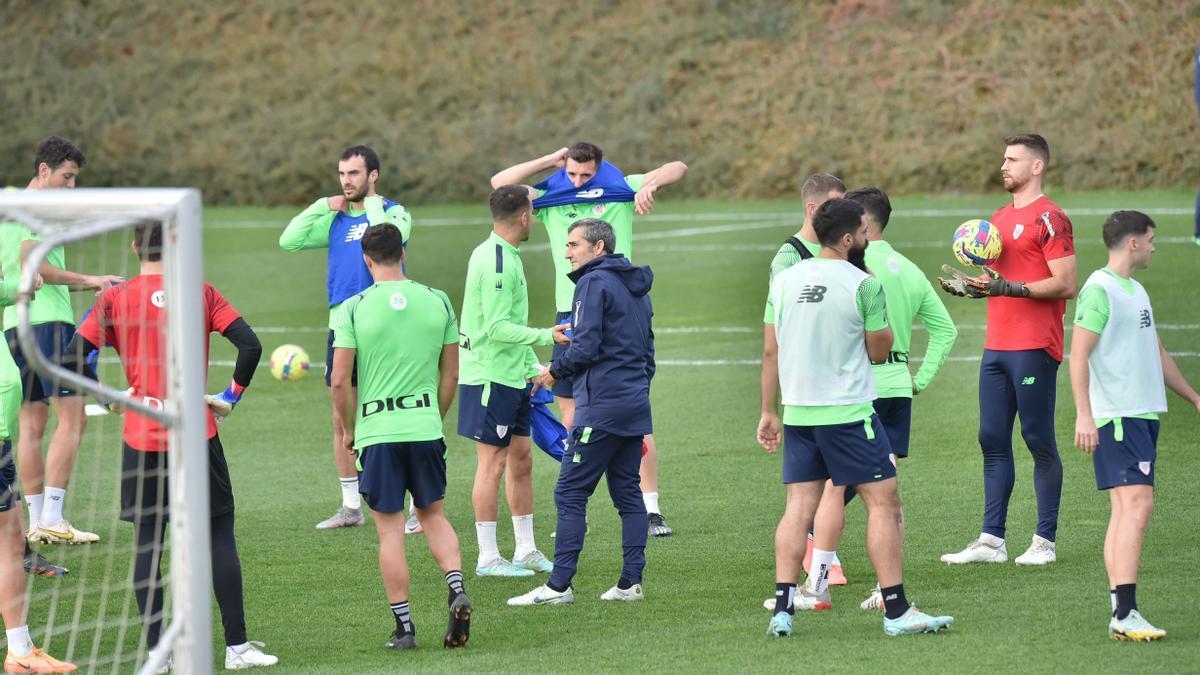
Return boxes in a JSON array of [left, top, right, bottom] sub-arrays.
[[134, 511, 247, 648]]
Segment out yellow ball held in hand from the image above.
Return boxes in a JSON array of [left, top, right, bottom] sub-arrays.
[[269, 344, 311, 382], [951, 219, 1003, 268]]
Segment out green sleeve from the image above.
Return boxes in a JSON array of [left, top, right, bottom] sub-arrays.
[[625, 174, 646, 191], [385, 204, 413, 242], [331, 298, 358, 349], [364, 197, 414, 243], [763, 297, 775, 324], [480, 267, 554, 346], [0, 275, 15, 308], [435, 290, 458, 345], [279, 198, 335, 251], [857, 276, 888, 331], [1074, 285, 1109, 334], [524, 346, 541, 379], [913, 281, 959, 393]]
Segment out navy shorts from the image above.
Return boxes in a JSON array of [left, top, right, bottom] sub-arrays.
[[358, 440, 448, 512], [873, 397, 913, 459], [324, 329, 358, 388], [457, 382, 532, 447], [1094, 417, 1159, 490], [551, 311, 573, 398], [782, 415, 896, 486], [0, 441, 19, 512], [4, 322, 80, 402], [120, 436, 235, 523]]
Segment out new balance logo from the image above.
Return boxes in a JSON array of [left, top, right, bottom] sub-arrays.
[[1021, 377, 1036, 385], [344, 223, 368, 242], [1139, 309, 1151, 328], [795, 285, 827, 303], [361, 393, 432, 417], [575, 188, 604, 199]]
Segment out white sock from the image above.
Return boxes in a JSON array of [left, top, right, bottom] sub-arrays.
[[1110, 590, 1117, 613], [512, 514, 535, 559], [228, 641, 249, 653], [979, 532, 1004, 548], [26, 494, 43, 530], [40, 486, 66, 526], [810, 549, 836, 595], [407, 495, 416, 517], [476, 521, 499, 562], [339, 478, 361, 510], [642, 491, 660, 515], [831, 551, 842, 567], [5, 625, 33, 657]]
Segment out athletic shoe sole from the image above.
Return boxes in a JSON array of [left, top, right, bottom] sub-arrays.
[[444, 594, 472, 648]]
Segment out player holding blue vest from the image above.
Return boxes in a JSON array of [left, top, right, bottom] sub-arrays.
[[491, 142, 687, 537], [280, 145, 413, 530], [1070, 210, 1200, 641]]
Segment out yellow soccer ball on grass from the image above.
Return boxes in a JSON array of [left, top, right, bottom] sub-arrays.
[[269, 344, 311, 381]]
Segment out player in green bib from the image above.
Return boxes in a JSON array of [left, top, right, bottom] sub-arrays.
[[1069, 211, 1200, 642], [795, 187, 959, 611], [458, 187, 570, 577], [492, 142, 688, 536], [2, 136, 123, 547], [330, 223, 472, 651]]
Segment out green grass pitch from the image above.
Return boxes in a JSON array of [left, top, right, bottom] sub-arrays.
[[22, 189, 1200, 672]]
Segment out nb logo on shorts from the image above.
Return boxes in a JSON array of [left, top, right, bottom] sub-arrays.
[[795, 285, 827, 303], [1138, 309, 1151, 328], [1021, 377, 1036, 385]]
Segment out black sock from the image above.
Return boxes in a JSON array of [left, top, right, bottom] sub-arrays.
[[617, 578, 634, 590], [1115, 583, 1137, 621], [881, 584, 909, 620], [23, 541, 33, 558], [390, 601, 413, 636], [547, 580, 570, 593], [445, 570, 465, 605], [774, 582, 796, 615]]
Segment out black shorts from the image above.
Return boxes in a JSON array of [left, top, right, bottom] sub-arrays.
[[872, 396, 913, 459], [324, 329, 358, 387], [1094, 417, 1159, 490], [0, 441, 19, 512], [358, 440, 448, 513], [4, 322, 80, 402], [120, 436, 235, 523], [551, 311, 573, 398], [456, 382, 532, 447]]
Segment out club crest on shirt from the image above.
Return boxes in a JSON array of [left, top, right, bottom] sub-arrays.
[[1012, 224, 1024, 240], [389, 292, 407, 311], [592, 203, 607, 217], [150, 290, 166, 308]]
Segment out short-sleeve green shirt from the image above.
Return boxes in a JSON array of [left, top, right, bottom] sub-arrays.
[[782, 273, 888, 426], [332, 280, 457, 447], [536, 174, 645, 313], [0, 221, 74, 331], [1073, 268, 1157, 426], [763, 235, 820, 323]]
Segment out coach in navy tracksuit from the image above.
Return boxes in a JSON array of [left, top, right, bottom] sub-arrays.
[[534, 218, 655, 601]]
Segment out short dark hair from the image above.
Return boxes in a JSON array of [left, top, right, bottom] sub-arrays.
[[1004, 133, 1050, 164], [360, 223, 406, 264], [566, 142, 603, 166], [489, 185, 531, 222], [843, 186, 892, 230], [812, 198, 866, 247], [34, 136, 86, 173], [800, 173, 846, 205], [133, 219, 163, 262], [1102, 210, 1155, 249], [340, 145, 380, 175], [568, 218, 615, 254]]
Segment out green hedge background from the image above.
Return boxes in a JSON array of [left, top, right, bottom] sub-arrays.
[[3, 0, 1197, 205]]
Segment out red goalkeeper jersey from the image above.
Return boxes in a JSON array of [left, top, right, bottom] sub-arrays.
[[984, 194, 1075, 361], [77, 275, 241, 451]]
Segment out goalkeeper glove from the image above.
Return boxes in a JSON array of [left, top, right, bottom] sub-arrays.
[[938, 264, 1029, 298], [205, 380, 246, 418]]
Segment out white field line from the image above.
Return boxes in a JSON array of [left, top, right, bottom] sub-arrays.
[[206, 206, 1193, 230]]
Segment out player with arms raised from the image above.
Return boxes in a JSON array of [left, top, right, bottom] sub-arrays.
[[939, 133, 1076, 566], [491, 143, 686, 536]]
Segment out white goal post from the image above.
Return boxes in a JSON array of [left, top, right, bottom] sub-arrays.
[[1, 188, 212, 675]]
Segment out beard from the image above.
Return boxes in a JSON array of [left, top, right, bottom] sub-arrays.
[[848, 242, 868, 272], [1003, 173, 1026, 194], [343, 184, 368, 202]]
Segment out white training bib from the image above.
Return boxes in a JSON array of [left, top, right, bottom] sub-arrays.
[[1083, 270, 1167, 419]]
